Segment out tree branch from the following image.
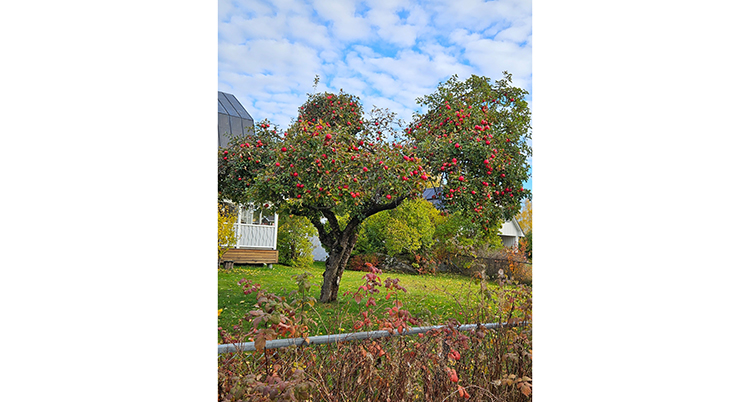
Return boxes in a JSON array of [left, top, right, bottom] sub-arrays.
[[319, 209, 341, 238], [361, 195, 408, 220], [308, 214, 334, 250]]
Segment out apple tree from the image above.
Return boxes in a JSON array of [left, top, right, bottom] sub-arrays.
[[218, 73, 531, 303], [407, 73, 532, 232], [219, 91, 427, 302]]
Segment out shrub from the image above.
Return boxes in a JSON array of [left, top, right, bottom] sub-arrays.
[[354, 199, 440, 257], [347, 253, 382, 271], [277, 214, 316, 268], [454, 245, 531, 286], [432, 211, 505, 261], [519, 230, 532, 261], [218, 202, 238, 264], [501, 244, 532, 286]]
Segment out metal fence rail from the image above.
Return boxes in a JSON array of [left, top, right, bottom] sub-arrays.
[[218, 321, 527, 354]]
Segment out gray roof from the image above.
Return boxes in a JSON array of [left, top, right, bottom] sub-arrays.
[[218, 91, 254, 148], [422, 187, 445, 210]]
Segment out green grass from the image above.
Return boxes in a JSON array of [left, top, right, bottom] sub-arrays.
[[219, 261, 523, 339]]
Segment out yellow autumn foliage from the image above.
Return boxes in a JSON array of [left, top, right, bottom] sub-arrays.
[[516, 199, 532, 235], [218, 202, 238, 260]]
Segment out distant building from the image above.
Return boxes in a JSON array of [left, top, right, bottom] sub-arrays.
[[218, 91, 254, 148], [218, 91, 277, 265]]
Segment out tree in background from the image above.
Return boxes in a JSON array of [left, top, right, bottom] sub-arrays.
[[277, 213, 316, 268], [516, 199, 532, 260], [516, 199, 532, 235], [219, 73, 531, 302]]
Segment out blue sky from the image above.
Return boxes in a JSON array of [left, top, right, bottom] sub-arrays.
[[218, 0, 532, 190]]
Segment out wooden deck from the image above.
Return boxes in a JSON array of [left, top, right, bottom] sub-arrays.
[[221, 248, 278, 264]]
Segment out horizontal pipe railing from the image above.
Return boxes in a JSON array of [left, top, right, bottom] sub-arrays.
[[218, 321, 528, 354]]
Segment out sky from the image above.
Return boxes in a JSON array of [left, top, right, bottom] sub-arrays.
[[218, 0, 532, 189]]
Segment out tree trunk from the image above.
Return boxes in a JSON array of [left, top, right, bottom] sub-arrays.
[[319, 232, 357, 303], [308, 198, 403, 303]]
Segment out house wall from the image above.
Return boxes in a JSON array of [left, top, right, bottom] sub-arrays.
[[311, 236, 328, 261], [500, 235, 519, 248], [500, 220, 523, 237]]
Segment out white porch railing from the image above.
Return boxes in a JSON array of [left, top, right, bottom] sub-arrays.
[[234, 223, 277, 250]]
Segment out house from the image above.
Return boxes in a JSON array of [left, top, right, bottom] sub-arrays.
[[218, 90, 255, 148], [310, 187, 525, 261], [218, 91, 278, 265], [422, 187, 525, 247]]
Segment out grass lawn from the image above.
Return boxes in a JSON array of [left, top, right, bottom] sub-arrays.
[[219, 261, 527, 339]]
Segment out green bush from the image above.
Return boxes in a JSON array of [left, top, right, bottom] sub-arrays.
[[432, 210, 505, 259], [520, 230, 532, 261], [354, 198, 440, 257], [277, 214, 316, 268], [218, 202, 238, 263]]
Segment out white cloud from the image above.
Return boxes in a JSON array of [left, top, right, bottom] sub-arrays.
[[494, 19, 531, 43], [286, 15, 331, 48], [219, 0, 532, 130], [363, 1, 421, 47], [330, 76, 369, 95], [431, 0, 531, 31], [218, 0, 242, 23], [310, 0, 373, 42], [448, 28, 531, 91], [219, 39, 320, 78]]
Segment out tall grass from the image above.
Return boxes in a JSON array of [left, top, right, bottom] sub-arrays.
[[218, 263, 532, 401]]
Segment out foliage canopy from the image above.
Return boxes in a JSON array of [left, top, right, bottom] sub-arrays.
[[218, 73, 531, 302]]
